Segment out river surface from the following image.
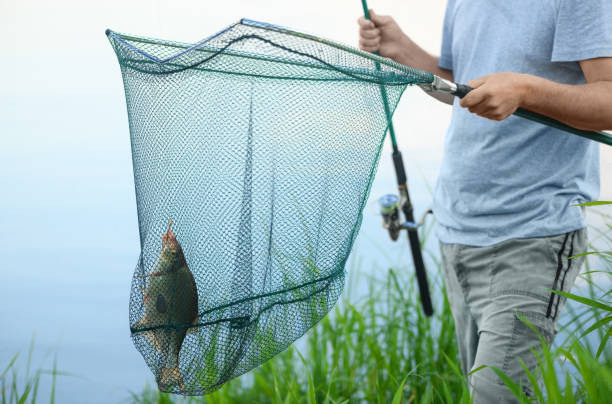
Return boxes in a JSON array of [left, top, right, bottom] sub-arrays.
[[1, 92, 610, 403]]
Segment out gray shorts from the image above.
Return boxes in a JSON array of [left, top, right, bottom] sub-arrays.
[[440, 228, 587, 403]]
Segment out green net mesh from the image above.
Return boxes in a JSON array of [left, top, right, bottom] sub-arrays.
[[106, 19, 433, 395]]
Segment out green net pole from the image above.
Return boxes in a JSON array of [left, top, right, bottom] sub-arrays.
[[360, 2, 398, 149], [360, 0, 434, 317]]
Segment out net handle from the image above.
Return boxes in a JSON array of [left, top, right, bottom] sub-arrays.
[[359, 1, 398, 148]]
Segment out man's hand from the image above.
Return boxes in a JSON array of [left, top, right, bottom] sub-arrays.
[[357, 8, 454, 104], [459, 73, 531, 121], [459, 60, 612, 131], [357, 10, 408, 60]]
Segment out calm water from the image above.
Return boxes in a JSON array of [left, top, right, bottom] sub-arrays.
[[0, 89, 445, 403], [2, 94, 609, 404]]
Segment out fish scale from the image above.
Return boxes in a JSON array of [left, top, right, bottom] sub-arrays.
[[135, 221, 198, 391]]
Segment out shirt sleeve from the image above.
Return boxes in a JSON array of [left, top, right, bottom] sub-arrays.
[[552, 0, 612, 62], [438, 0, 455, 70]]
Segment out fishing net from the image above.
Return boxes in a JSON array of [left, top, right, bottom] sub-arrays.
[[106, 19, 433, 395]]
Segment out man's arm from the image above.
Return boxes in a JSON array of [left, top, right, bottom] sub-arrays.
[[459, 58, 612, 131], [357, 10, 454, 105]]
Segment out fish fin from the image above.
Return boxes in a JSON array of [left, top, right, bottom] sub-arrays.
[[134, 316, 147, 329], [187, 315, 199, 334], [137, 271, 163, 278], [135, 316, 163, 354], [150, 333, 162, 354], [144, 331, 162, 354], [158, 367, 185, 392]]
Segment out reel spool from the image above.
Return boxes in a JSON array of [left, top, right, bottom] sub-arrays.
[[377, 194, 432, 242]]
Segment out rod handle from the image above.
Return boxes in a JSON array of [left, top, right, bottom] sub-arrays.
[[452, 83, 472, 99], [407, 230, 434, 317]]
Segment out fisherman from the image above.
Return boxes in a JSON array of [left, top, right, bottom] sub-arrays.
[[358, 2, 612, 402]]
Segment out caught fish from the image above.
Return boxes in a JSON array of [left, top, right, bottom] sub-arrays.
[[135, 220, 199, 391]]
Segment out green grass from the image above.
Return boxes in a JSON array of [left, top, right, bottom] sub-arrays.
[[131, 203, 612, 404], [132, 212, 468, 403], [3, 205, 611, 403], [1, 335, 71, 404], [134, 264, 469, 404]]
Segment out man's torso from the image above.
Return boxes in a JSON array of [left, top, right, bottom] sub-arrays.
[[434, 0, 603, 246]]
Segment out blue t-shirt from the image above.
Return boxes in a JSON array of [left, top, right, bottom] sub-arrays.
[[435, 0, 612, 246]]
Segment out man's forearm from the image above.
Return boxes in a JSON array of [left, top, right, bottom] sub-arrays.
[[459, 59, 612, 130], [521, 75, 612, 131]]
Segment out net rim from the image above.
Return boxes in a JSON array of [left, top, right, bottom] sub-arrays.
[[105, 19, 434, 84]]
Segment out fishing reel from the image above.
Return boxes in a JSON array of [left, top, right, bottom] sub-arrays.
[[378, 193, 432, 242]]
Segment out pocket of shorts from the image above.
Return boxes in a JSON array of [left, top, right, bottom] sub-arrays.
[[489, 236, 558, 302], [501, 311, 555, 391]]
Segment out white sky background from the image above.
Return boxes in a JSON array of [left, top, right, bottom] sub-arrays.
[[1, 0, 609, 196], [1, 0, 449, 144]]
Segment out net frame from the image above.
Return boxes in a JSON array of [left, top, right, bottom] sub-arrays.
[[106, 19, 432, 395]]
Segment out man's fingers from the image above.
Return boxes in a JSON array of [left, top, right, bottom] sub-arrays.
[[468, 102, 516, 121], [460, 87, 487, 108], [357, 16, 375, 29], [359, 43, 379, 53], [370, 9, 392, 25], [467, 76, 487, 89], [480, 109, 510, 121], [357, 15, 378, 53], [360, 28, 380, 39], [468, 103, 491, 116], [359, 37, 380, 48]]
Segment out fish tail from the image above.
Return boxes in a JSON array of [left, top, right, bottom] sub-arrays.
[[158, 367, 185, 392], [187, 315, 199, 334]]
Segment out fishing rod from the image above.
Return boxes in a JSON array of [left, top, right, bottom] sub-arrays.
[[361, 0, 434, 317]]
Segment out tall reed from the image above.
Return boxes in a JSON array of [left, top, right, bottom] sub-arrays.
[[133, 204, 612, 404]]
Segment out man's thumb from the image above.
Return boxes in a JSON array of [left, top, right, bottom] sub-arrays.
[[369, 9, 390, 26]]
